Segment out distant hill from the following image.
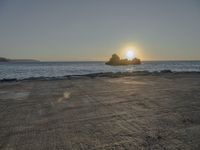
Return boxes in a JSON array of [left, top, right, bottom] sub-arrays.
[[0, 57, 39, 62], [0, 57, 9, 62]]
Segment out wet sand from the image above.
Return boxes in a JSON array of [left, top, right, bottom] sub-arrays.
[[0, 73, 200, 149]]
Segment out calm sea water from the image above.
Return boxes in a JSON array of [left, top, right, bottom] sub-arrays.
[[0, 61, 200, 80]]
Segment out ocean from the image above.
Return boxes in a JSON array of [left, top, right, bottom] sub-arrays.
[[0, 61, 200, 80]]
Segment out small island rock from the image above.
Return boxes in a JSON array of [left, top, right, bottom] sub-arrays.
[[106, 54, 141, 66]]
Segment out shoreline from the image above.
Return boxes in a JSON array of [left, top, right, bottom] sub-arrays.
[[1, 70, 200, 82]]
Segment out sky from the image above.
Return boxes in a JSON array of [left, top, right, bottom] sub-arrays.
[[0, 0, 200, 61]]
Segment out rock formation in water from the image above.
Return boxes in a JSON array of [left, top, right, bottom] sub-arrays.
[[106, 54, 141, 66]]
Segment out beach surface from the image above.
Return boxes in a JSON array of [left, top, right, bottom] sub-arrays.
[[0, 73, 200, 149]]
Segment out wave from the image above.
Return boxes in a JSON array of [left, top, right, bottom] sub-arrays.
[[1, 70, 200, 82]]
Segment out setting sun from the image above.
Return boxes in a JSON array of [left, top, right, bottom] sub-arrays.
[[126, 49, 135, 60]]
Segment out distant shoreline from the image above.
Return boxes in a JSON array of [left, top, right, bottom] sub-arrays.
[[0, 57, 39, 62]]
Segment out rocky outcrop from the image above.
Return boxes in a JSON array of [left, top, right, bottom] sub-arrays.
[[106, 54, 141, 66]]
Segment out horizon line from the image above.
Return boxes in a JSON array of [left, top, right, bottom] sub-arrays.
[[1, 57, 200, 62]]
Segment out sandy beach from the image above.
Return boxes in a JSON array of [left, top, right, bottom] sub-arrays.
[[0, 72, 200, 149]]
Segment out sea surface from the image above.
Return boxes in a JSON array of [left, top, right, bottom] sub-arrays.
[[0, 61, 200, 80]]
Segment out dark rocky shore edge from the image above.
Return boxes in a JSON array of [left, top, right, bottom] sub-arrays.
[[1, 70, 200, 82]]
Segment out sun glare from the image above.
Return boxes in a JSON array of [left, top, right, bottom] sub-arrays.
[[126, 49, 135, 60]]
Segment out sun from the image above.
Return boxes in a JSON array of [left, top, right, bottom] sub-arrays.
[[125, 48, 135, 60]]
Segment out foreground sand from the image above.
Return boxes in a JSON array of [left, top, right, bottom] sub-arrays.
[[0, 73, 200, 149]]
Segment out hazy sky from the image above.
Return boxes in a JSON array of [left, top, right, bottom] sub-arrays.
[[0, 0, 200, 61]]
